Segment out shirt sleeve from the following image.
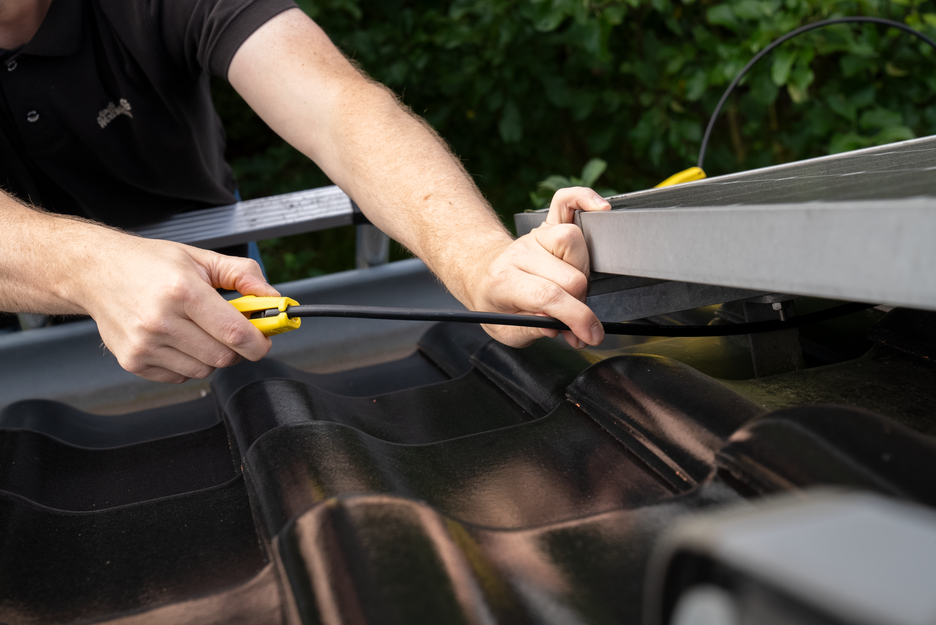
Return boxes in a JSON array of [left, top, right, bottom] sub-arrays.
[[155, 0, 298, 79]]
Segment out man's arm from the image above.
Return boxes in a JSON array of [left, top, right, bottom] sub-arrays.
[[228, 8, 611, 349], [0, 191, 279, 383]]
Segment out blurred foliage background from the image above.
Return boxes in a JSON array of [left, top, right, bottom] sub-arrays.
[[211, 0, 936, 283]]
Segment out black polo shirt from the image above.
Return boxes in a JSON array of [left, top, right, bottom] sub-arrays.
[[0, 0, 296, 229]]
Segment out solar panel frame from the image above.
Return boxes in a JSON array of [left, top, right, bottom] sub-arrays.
[[516, 135, 936, 311]]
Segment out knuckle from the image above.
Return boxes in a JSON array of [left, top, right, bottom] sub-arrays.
[[163, 278, 196, 303], [243, 258, 263, 275], [120, 356, 148, 376], [121, 360, 187, 384], [551, 223, 583, 245], [487, 266, 510, 290], [209, 349, 241, 369], [117, 342, 158, 375], [216, 316, 255, 349], [137, 313, 171, 338], [565, 271, 589, 299], [189, 364, 216, 380], [533, 282, 566, 309], [551, 186, 581, 203], [552, 222, 578, 236], [481, 324, 535, 349]]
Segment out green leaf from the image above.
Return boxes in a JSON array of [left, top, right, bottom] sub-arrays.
[[538, 175, 573, 192], [732, 0, 771, 20], [580, 158, 608, 187], [707, 5, 738, 30], [859, 108, 904, 130], [771, 48, 796, 86], [649, 137, 665, 167], [872, 125, 915, 145], [532, 3, 568, 32], [542, 75, 572, 108], [570, 91, 598, 121], [498, 100, 523, 143], [826, 94, 856, 122], [787, 83, 807, 104], [604, 5, 628, 24], [841, 54, 874, 78], [789, 63, 814, 89], [750, 70, 779, 106], [685, 70, 708, 101], [787, 63, 814, 103], [829, 131, 873, 154], [850, 85, 876, 109], [885, 61, 909, 78]]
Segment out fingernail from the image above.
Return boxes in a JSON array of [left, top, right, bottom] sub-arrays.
[[592, 194, 609, 208], [590, 322, 603, 345]]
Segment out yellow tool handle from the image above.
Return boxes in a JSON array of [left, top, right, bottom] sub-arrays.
[[229, 295, 301, 337], [655, 166, 707, 188]]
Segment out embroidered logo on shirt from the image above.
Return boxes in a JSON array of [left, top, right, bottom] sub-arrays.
[[97, 98, 133, 129]]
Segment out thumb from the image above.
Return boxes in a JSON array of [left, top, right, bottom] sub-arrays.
[[202, 250, 280, 297], [546, 187, 611, 226]]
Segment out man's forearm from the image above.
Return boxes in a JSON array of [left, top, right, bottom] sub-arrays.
[[229, 9, 610, 349], [324, 87, 515, 309], [1, 188, 279, 382], [0, 190, 111, 316], [228, 9, 513, 309]]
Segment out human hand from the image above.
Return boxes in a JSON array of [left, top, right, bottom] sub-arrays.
[[469, 187, 611, 348], [79, 237, 280, 384]]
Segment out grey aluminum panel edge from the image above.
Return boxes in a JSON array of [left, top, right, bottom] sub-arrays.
[[578, 197, 936, 311], [133, 185, 355, 249], [515, 134, 936, 235]]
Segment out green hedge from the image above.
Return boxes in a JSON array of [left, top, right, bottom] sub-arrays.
[[212, 0, 936, 282]]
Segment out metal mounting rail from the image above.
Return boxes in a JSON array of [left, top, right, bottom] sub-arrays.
[[132, 185, 360, 250], [517, 135, 936, 313]]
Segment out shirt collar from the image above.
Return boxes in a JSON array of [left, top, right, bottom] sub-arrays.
[[23, 0, 84, 57]]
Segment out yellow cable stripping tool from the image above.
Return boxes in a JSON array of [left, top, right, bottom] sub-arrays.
[[230, 295, 301, 337]]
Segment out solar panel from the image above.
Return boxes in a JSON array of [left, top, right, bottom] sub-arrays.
[[516, 135, 936, 311]]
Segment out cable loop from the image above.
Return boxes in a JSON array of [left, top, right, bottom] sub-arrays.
[[697, 17, 936, 170]]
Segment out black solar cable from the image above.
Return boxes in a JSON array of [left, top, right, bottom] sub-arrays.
[[698, 17, 936, 170], [255, 301, 875, 337]]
